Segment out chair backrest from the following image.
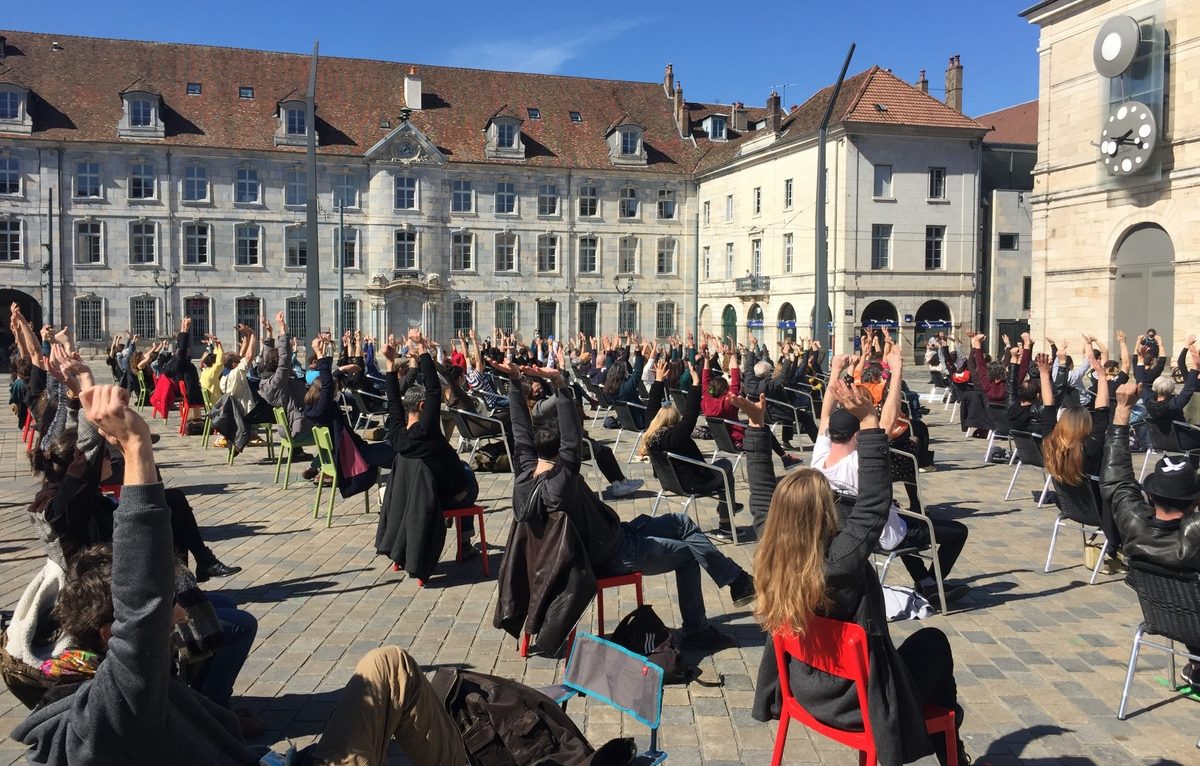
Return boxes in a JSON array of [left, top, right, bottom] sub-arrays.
[[272, 406, 290, 435], [452, 408, 502, 439], [1125, 563, 1200, 646], [888, 448, 924, 510], [668, 389, 689, 411], [647, 449, 689, 496], [1010, 430, 1045, 468], [311, 426, 336, 475], [613, 401, 644, 431], [773, 616, 874, 745], [177, 379, 188, 398], [1052, 476, 1102, 527], [564, 632, 663, 733], [986, 403, 1012, 436], [1144, 417, 1180, 452], [706, 416, 741, 454]]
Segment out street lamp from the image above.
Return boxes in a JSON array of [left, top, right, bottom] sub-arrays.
[[613, 275, 636, 335], [153, 267, 179, 337]]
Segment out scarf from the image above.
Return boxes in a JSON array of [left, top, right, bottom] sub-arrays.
[[40, 649, 100, 680]]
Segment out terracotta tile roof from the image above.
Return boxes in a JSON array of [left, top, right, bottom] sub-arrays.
[[0, 30, 706, 173], [974, 99, 1038, 146], [696, 67, 986, 174], [684, 101, 767, 142]]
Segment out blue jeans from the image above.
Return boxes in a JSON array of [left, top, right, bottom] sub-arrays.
[[611, 513, 743, 633], [191, 593, 258, 709]]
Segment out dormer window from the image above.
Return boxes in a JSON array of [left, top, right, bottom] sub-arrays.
[[497, 122, 516, 149], [0, 92, 19, 120], [703, 115, 727, 141], [485, 114, 525, 160], [118, 90, 164, 139], [621, 128, 640, 155], [275, 100, 314, 147], [607, 122, 647, 166], [0, 84, 31, 135]]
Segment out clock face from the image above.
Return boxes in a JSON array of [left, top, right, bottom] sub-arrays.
[[1093, 15, 1141, 78], [1100, 101, 1157, 176], [395, 140, 416, 159]]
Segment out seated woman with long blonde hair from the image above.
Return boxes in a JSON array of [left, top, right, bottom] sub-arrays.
[[739, 383, 967, 766]]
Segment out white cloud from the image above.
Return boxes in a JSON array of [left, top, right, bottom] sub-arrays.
[[448, 18, 650, 73]]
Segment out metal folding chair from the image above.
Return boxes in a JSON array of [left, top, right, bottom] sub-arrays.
[[705, 416, 746, 480], [1046, 475, 1109, 585], [647, 450, 744, 544], [347, 388, 388, 431], [450, 408, 515, 492], [612, 401, 648, 464], [1006, 430, 1052, 506], [873, 449, 949, 614]]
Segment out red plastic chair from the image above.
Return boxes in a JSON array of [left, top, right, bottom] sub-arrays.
[[409, 505, 491, 586], [520, 571, 644, 657], [770, 616, 957, 766], [22, 411, 35, 451], [177, 381, 191, 435], [99, 484, 122, 501], [151, 374, 175, 424]]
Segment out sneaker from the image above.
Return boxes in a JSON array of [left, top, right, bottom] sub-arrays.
[[781, 453, 802, 469], [607, 478, 644, 498], [302, 466, 319, 481], [920, 582, 970, 612], [711, 524, 734, 540], [196, 559, 241, 583], [729, 572, 756, 606], [1181, 661, 1200, 688], [459, 537, 480, 559], [918, 464, 938, 473], [681, 624, 737, 651]]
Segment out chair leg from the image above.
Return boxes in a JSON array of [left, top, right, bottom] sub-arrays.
[[1037, 474, 1051, 507], [1118, 624, 1146, 719], [982, 431, 996, 463], [454, 516, 463, 563], [1045, 516, 1063, 573], [1004, 461, 1022, 501], [283, 445, 293, 490], [1168, 638, 1178, 691], [651, 490, 664, 516], [519, 632, 530, 657], [1140, 449, 1154, 481], [634, 574, 644, 607], [770, 715, 789, 766], [313, 478, 323, 520], [625, 434, 643, 464], [326, 480, 336, 528], [1088, 535, 1109, 585], [477, 509, 490, 577], [878, 552, 897, 581], [274, 442, 286, 484], [596, 586, 606, 637]]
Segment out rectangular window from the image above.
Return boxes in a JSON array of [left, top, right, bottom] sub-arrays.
[[538, 184, 559, 216], [925, 225, 945, 270], [784, 233, 794, 273], [185, 297, 210, 344], [618, 301, 638, 334], [998, 233, 1019, 250], [186, 82, 202, 96], [286, 108, 306, 136], [394, 230, 417, 270], [333, 173, 358, 209], [569, 111, 582, 123], [76, 297, 103, 341], [703, 201, 710, 225], [235, 297, 261, 330], [394, 176, 417, 210], [285, 169, 306, 206], [337, 298, 359, 334], [235, 167, 259, 204], [527, 107, 541, 120], [620, 129, 638, 155], [657, 189, 676, 220], [537, 235, 558, 272], [928, 167, 946, 199], [578, 301, 597, 338], [75, 162, 102, 199], [75, 221, 102, 265], [129, 222, 156, 265], [619, 187, 638, 219], [702, 246, 710, 279], [578, 185, 598, 217], [753, 187, 762, 215], [0, 92, 19, 120], [286, 298, 307, 341], [656, 302, 676, 339], [495, 182, 516, 215], [708, 116, 726, 140], [335, 228, 357, 269], [452, 301, 473, 334], [578, 236, 598, 274], [238, 86, 254, 99], [618, 237, 637, 274], [451, 180, 473, 212], [725, 195, 734, 221], [130, 296, 157, 338], [183, 223, 209, 266], [495, 300, 516, 334], [451, 232, 473, 270], [537, 301, 556, 338], [1022, 276, 1032, 311], [871, 224, 892, 270], [725, 242, 734, 277], [495, 232, 516, 272], [784, 178, 793, 209], [656, 238, 675, 275], [873, 164, 893, 197], [286, 228, 307, 268], [129, 162, 155, 199], [130, 100, 153, 128], [497, 122, 516, 148], [235, 224, 261, 267], [751, 238, 762, 275], [182, 165, 207, 202], [0, 219, 20, 261]]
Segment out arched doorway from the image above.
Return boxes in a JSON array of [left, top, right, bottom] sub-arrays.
[[0, 289, 42, 373], [777, 302, 797, 344], [721, 304, 738, 344], [747, 303, 764, 345], [1114, 224, 1174, 352], [809, 304, 833, 338], [859, 300, 898, 330], [914, 300, 952, 363], [698, 304, 711, 338]]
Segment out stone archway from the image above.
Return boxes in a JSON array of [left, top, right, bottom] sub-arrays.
[[0, 289, 41, 373], [1113, 223, 1174, 353], [914, 300, 952, 363], [721, 304, 738, 344], [747, 303, 764, 345], [777, 302, 797, 344]]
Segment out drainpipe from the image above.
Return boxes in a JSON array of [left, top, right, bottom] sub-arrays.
[[692, 201, 699, 342], [55, 146, 66, 327], [566, 170, 575, 339]]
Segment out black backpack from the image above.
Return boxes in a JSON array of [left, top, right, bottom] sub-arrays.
[[608, 605, 692, 685]]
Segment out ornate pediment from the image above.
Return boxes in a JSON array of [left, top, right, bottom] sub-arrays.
[[365, 121, 445, 165]]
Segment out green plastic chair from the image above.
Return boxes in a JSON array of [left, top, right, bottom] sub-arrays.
[[274, 406, 314, 489], [201, 389, 215, 448], [310, 425, 372, 527], [135, 370, 152, 411], [227, 416, 275, 465]]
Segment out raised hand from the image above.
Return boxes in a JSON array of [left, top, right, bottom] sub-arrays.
[[830, 379, 876, 422], [521, 365, 563, 387], [80, 384, 152, 451], [1115, 379, 1140, 410], [486, 357, 520, 380], [653, 359, 669, 382], [729, 393, 767, 429], [1034, 353, 1052, 376]]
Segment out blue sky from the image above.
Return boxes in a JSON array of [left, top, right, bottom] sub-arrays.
[[5, 0, 1041, 116]]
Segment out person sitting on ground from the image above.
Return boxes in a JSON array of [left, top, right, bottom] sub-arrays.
[[1138, 334, 1200, 450], [1104, 377, 1200, 687], [642, 359, 743, 539], [747, 379, 970, 766], [494, 356, 754, 651], [809, 347, 968, 611]]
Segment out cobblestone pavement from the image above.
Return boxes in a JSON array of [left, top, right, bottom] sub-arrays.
[[0, 402, 1196, 765]]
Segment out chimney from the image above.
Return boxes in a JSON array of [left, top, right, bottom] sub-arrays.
[[674, 81, 686, 137], [944, 55, 963, 113], [0, 36, 7, 60], [404, 66, 423, 111], [663, 63, 674, 97], [730, 101, 748, 133], [766, 90, 781, 133], [916, 69, 928, 95]]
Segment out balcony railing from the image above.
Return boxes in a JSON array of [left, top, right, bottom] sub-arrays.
[[734, 275, 771, 294]]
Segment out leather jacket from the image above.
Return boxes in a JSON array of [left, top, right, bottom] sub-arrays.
[[1100, 424, 1200, 569]]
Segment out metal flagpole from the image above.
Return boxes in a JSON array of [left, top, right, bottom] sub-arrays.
[[335, 201, 344, 344], [304, 41, 321, 344], [814, 43, 855, 354]]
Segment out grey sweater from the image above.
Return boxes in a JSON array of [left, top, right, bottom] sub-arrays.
[[12, 483, 259, 765]]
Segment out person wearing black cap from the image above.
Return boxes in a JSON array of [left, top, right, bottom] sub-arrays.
[[1104, 378, 1200, 686]]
